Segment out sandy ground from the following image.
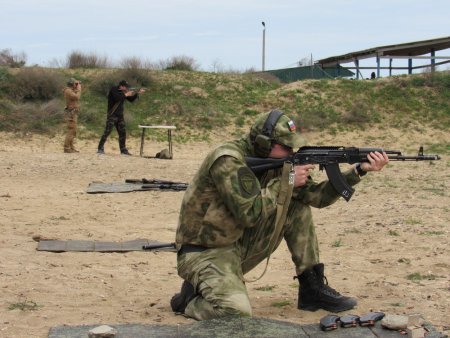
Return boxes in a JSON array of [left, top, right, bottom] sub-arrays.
[[0, 129, 449, 338]]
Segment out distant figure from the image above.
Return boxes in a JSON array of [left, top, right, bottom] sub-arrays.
[[370, 72, 376, 80], [63, 78, 81, 153], [97, 80, 145, 155]]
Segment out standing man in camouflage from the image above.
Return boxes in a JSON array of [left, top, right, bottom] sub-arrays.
[[97, 80, 145, 155], [63, 78, 81, 153], [170, 110, 389, 320]]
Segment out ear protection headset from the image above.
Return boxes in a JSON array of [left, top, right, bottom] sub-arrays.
[[253, 109, 284, 157]]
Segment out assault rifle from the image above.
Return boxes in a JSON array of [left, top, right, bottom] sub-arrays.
[[125, 178, 188, 191], [129, 87, 146, 93], [245, 146, 440, 201]]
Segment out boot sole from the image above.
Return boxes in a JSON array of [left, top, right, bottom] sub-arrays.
[[299, 300, 356, 313]]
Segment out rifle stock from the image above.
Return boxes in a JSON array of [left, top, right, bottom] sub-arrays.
[[245, 146, 441, 201]]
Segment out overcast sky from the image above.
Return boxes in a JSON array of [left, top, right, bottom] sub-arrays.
[[1, 0, 449, 74]]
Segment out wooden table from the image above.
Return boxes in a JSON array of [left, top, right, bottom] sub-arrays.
[[138, 125, 176, 157]]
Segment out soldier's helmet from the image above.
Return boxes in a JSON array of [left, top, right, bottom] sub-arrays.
[[250, 110, 306, 157]]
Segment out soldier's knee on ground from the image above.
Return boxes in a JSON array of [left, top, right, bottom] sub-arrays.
[[215, 293, 253, 317]]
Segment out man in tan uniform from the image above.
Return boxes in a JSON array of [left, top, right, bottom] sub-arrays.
[[63, 78, 81, 153], [171, 110, 389, 320]]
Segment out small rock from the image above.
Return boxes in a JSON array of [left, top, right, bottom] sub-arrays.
[[381, 314, 409, 330], [88, 325, 117, 337], [407, 314, 424, 327], [407, 326, 426, 338], [382, 314, 425, 330]]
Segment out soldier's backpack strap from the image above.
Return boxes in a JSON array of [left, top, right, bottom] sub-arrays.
[[243, 161, 294, 283], [107, 101, 121, 118]]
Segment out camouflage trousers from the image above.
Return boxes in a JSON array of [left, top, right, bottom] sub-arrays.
[[98, 115, 127, 151], [64, 108, 78, 151], [176, 200, 319, 320]]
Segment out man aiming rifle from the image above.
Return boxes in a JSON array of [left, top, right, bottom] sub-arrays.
[[170, 109, 440, 320], [170, 110, 410, 320], [97, 80, 146, 155]]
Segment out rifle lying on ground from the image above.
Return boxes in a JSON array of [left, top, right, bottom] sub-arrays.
[[142, 242, 176, 251], [245, 146, 441, 201], [125, 178, 188, 191]]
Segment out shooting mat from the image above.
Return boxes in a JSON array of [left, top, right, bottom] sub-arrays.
[[36, 239, 176, 253], [47, 316, 423, 338]]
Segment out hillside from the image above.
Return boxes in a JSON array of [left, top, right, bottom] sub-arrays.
[[0, 67, 449, 147]]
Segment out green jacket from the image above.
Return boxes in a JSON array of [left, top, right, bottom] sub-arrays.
[[175, 137, 360, 248]]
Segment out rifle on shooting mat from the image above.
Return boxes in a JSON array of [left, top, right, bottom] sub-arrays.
[[245, 146, 441, 202], [142, 242, 176, 250]]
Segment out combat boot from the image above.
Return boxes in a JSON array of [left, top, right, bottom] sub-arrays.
[[170, 280, 196, 314], [296, 263, 357, 312]]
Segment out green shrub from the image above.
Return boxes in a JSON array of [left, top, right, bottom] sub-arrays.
[[90, 69, 155, 97], [0, 66, 11, 91], [8, 67, 64, 101], [89, 73, 119, 97], [0, 99, 63, 133], [164, 55, 199, 71], [0, 49, 27, 68], [66, 51, 109, 69]]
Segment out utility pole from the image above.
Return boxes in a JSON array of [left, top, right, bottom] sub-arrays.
[[262, 21, 266, 71]]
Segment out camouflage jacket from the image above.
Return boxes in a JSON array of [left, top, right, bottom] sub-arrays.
[[175, 137, 361, 248], [63, 87, 81, 110]]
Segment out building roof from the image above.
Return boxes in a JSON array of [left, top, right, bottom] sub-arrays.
[[317, 36, 450, 66]]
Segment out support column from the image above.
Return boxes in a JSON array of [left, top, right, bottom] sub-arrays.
[[431, 49, 436, 72], [376, 55, 380, 78], [355, 59, 359, 79]]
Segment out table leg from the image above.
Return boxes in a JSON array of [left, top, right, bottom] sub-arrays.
[[140, 128, 145, 157], [168, 130, 173, 157]]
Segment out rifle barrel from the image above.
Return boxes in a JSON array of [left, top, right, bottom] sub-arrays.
[[142, 242, 176, 250], [388, 154, 441, 161]]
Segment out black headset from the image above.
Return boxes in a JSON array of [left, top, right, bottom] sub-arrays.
[[253, 109, 284, 157]]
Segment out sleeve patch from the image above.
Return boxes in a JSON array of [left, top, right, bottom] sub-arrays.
[[238, 166, 259, 198]]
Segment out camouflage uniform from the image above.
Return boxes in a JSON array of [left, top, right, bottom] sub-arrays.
[[175, 113, 361, 320], [63, 83, 81, 152], [98, 85, 139, 153]]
